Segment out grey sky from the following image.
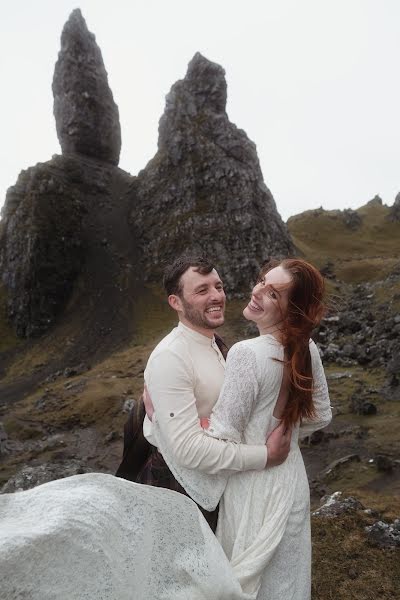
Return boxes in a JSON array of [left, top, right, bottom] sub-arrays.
[[1, 0, 399, 221]]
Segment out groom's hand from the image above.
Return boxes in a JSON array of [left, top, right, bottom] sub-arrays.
[[265, 423, 291, 467]]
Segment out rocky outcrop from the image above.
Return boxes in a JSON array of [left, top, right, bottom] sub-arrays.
[[312, 491, 364, 517], [366, 194, 383, 208], [0, 12, 132, 340], [52, 9, 121, 165], [0, 158, 86, 336], [366, 519, 400, 548], [388, 192, 400, 222], [315, 279, 400, 376], [131, 53, 294, 293], [342, 208, 362, 230], [0, 150, 135, 340]]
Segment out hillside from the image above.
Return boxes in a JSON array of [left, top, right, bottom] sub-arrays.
[[0, 199, 399, 597], [288, 196, 400, 285]]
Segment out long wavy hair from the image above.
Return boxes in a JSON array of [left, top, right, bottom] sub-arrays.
[[258, 258, 326, 428]]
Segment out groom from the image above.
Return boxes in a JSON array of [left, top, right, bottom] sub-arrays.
[[117, 255, 291, 530]]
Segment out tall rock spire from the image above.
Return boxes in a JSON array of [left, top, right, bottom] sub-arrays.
[[132, 52, 294, 292], [52, 9, 121, 165]]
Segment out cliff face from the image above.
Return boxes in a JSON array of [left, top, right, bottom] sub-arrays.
[[132, 53, 294, 293], [0, 160, 86, 336]]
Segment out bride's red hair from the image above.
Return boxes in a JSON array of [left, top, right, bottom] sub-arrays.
[[258, 258, 326, 428]]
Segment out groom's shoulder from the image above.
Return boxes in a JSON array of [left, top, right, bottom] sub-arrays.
[[147, 326, 188, 363]]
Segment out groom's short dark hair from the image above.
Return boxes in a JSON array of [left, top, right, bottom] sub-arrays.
[[163, 255, 215, 296]]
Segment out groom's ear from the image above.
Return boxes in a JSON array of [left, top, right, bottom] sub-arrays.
[[168, 294, 183, 313]]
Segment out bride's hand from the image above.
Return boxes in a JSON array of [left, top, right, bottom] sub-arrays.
[[265, 422, 292, 468], [143, 384, 155, 422]]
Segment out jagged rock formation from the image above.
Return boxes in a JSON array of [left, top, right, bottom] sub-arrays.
[[1, 27, 293, 341], [131, 53, 294, 293], [388, 192, 400, 222], [52, 9, 121, 165], [0, 12, 130, 340]]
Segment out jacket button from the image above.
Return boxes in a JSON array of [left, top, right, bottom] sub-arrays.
[[170, 412, 174, 417]]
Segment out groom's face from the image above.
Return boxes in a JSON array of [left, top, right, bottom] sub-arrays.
[[176, 267, 226, 331]]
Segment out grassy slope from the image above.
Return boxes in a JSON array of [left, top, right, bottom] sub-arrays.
[[288, 201, 400, 283]]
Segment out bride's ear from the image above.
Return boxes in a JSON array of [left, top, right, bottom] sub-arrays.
[[168, 294, 183, 313]]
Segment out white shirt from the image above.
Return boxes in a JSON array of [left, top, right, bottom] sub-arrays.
[[143, 322, 267, 479]]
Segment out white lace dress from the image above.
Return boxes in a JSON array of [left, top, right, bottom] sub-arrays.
[[153, 334, 331, 600], [207, 335, 331, 599]]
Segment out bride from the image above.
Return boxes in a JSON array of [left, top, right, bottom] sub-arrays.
[[145, 257, 332, 600]]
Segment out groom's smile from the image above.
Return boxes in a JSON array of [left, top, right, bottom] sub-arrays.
[[175, 267, 226, 335]]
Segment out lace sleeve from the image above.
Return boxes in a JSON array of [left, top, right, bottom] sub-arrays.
[[206, 343, 259, 443], [299, 341, 332, 439]]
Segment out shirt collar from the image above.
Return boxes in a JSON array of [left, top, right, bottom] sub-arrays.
[[177, 321, 215, 346]]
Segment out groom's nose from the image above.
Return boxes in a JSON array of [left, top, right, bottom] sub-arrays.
[[209, 287, 225, 302]]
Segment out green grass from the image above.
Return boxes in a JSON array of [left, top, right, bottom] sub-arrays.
[[131, 284, 176, 346]]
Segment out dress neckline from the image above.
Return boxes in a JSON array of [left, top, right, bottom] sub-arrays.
[[259, 333, 283, 346]]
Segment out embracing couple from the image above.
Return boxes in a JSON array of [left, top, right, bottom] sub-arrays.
[[117, 254, 332, 600]]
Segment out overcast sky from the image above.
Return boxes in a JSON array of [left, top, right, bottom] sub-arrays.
[[1, 0, 399, 221]]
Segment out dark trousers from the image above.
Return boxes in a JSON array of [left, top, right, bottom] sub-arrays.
[[116, 401, 219, 532]]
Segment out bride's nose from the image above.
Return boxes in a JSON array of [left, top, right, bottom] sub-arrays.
[[252, 281, 263, 296]]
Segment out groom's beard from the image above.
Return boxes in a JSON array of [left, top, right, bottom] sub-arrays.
[[180, 297, 225, 330]]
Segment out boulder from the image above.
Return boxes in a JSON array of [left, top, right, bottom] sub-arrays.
[[312, 491, 364, 517], [366, 519, 400, 548]]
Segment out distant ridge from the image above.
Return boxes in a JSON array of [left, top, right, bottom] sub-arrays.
[[288, 197, 400, 283]]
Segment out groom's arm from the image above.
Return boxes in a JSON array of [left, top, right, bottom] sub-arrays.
[[145, 349, 289, 474]]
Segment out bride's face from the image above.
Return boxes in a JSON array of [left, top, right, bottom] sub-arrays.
[[243, 266, 292, 334]]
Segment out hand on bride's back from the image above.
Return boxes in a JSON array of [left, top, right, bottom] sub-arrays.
[[265, 422, 291, 468]]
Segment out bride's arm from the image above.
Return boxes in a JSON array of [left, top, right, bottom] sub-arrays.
[[205, 342, 259, 442]]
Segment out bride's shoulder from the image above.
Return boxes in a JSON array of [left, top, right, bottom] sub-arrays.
[[227, 338, 257, 358], [228, 336, 270, 358]]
